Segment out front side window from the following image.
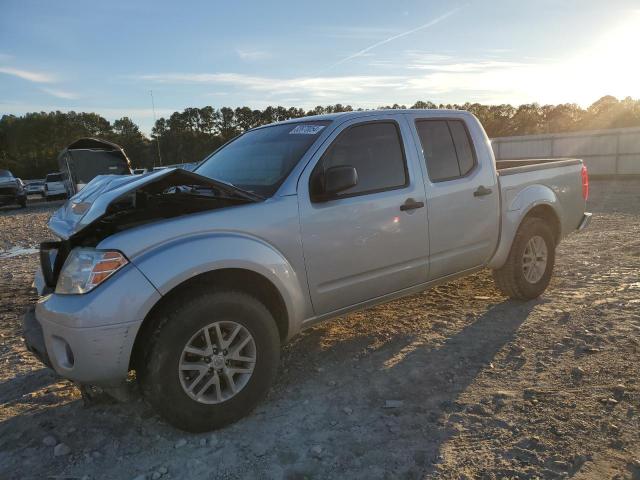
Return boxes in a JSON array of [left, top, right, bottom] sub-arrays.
[[415, 119, 476, 182], [195, 121, 330, 197], [313, 122, 407, 198]]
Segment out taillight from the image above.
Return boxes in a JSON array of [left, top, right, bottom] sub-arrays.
[[581, 165, 589, 201]]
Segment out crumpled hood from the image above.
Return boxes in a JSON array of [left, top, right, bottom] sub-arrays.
[[47, 168, 258, 240], [48, 169, 168, 239]]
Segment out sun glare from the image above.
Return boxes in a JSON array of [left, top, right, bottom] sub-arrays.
[[555, 11, 640, 104]]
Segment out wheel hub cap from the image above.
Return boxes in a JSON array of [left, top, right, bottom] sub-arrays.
[[178, 321, 256, 404], [522, 235, 548, 284], [211, 355, 225, 369]]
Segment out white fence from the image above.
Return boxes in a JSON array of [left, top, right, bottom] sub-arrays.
[[491, 126, 640, 175]]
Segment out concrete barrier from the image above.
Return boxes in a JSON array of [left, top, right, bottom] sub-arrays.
[[491, 126, 640, 175]]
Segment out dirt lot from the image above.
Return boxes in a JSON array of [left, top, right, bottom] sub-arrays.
[[1, 180, 639, 480]]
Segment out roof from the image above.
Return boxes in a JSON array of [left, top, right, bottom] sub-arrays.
[[270, 109, 474, 126], [66, 137, 124, 151]]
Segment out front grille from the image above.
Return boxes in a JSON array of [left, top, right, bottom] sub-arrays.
[[0, 186, 16, 195]]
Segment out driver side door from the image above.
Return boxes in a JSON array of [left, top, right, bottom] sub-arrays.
[[298, 117, 429, 316]]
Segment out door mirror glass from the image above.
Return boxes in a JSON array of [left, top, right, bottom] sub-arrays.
[[317, 165, 358, 199]]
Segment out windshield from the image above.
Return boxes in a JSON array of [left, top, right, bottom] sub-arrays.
[[0, 170, 13, 178], [195, 121, 331, 197]]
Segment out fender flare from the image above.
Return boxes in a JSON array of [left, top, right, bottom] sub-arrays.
[[488, 184, 560, 269]]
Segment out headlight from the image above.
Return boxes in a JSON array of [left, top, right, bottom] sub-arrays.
[[55, 248, 128, 294]]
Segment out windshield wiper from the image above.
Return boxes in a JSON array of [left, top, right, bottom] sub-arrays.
[[220, 182, 265, 201], [172, 184, 264, 202]]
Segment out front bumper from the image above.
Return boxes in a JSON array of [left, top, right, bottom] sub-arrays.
[[577, 212, 592, 231], [0, 193, 23, 205], [23, 306, 52, 369], [24, 263, 162, 386]]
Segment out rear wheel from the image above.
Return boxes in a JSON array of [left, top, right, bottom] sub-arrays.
[[492, 217, 556, 300], [138, 289, 280, 432]]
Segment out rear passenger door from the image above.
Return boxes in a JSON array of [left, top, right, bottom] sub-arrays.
[[298, 117, 429, 315], [408, 115, 500, 280]]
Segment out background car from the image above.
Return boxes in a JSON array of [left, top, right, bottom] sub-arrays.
[[57, 138, 133, 196], [24, 179, 45, 196], [43, 172, 67, 200], [0, 169, 27, 208]]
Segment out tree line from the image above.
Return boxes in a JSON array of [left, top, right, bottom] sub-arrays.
[[1, 95, 639, 179]]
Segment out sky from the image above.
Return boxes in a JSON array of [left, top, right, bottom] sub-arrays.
[[1, 0, 639, 133]]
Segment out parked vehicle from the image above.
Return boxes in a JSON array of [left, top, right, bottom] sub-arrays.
[[43, 172, 67, 200], [25, 179, 45, 196], [58, 138, 133, 196], [0, 169, 27, 208], [24, 110, 591, 431]]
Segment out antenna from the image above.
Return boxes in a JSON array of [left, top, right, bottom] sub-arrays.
[[150, 90, 163, 167]]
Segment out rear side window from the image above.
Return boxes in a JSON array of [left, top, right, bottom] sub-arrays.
[[315, 122, 407, 198], [46, 173, 63, 182], [415, 120, 476, 182]]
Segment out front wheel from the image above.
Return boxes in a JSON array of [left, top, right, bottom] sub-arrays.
[[138, 289, 280, 432], [492, 217, 556, 300]]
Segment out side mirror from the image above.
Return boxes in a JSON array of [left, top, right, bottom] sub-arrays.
[[321, 165, 358, 198]]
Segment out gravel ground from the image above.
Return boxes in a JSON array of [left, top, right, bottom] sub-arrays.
[[0, 180, 639, 480]]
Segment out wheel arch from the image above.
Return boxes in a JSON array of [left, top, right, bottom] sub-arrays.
[[489, 188, 562, 270], [129, 268, 289, 372]]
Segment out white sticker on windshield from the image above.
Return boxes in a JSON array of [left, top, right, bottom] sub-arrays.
[[289, 125, 325, 135]]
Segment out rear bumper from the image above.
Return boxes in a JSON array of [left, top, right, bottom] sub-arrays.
[[577, 212, 592, 231]]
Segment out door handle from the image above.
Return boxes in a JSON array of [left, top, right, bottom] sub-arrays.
[[474, 185, 493, 197], [400, 198, 425, 211]]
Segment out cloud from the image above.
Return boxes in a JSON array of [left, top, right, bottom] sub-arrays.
[[0, 66, 56, 83], [323, 8, 461, 71], [236, 48, 271, 61], [133, 72, 405, 98], [40, 87, 79, 99]]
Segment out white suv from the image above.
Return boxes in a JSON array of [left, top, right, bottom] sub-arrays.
[[44, 172, 67, 200]]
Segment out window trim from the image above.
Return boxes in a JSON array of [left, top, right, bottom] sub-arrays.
[[310, 119, 410, 202], [414, 118, 478, 183]]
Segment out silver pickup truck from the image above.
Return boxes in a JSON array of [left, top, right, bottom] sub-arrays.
[[24, 109, 591, 431]]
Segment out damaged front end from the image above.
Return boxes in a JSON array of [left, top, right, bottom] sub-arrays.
[[40, 168, 261, 292]]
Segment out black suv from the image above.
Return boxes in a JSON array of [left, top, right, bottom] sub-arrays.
[[0, 169, 27, 208]]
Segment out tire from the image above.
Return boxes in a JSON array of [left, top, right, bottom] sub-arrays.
[[19, 197, 26, 208], [492, 217, 556, 300], [138, 289, 280, 432]]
